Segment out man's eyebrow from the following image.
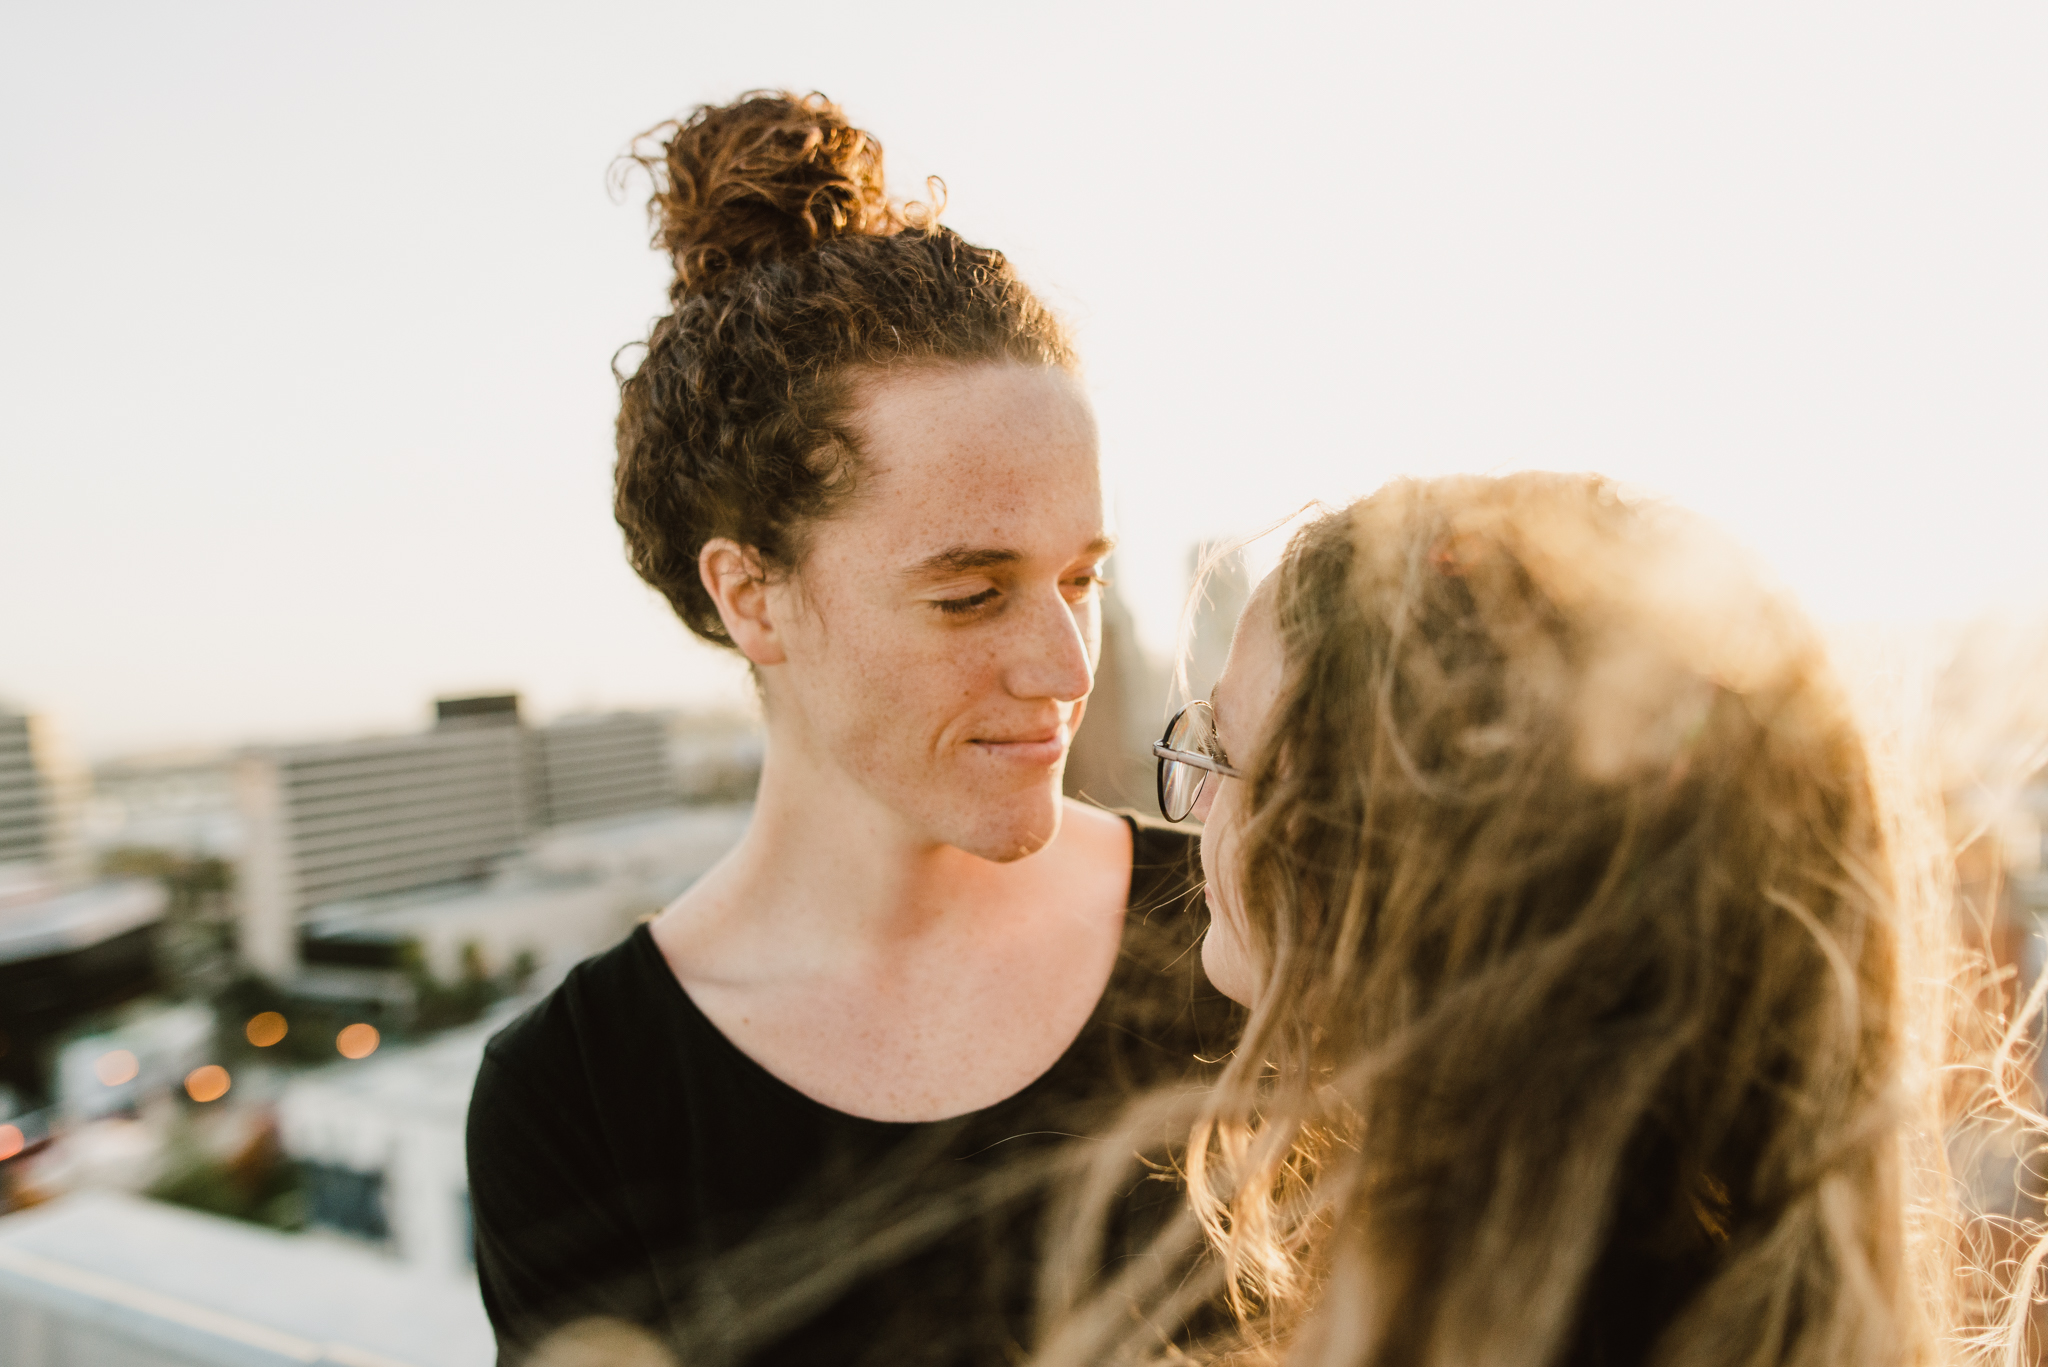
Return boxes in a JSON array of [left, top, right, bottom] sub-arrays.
[[902, 546, 1022, 578], [902, 536, 1117, 579]]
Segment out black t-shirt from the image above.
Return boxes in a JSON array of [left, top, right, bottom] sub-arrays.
[[465, 819, 1234, 1366]]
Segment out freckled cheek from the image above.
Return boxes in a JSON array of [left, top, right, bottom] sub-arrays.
[[831, 627, 1010, 757]]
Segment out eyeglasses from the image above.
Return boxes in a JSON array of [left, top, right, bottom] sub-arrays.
[[1153, 700, 1243, 823]]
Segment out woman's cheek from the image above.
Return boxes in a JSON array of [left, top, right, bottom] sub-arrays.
[[1200, 893, 1258, 1007], [1199, 822, 1258, 1005]]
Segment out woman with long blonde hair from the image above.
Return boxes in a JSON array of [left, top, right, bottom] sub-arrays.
[[1035, 472, 2019, 1366]]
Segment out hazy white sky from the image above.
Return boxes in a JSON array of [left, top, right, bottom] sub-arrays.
[[4, 3, 2044, 757]]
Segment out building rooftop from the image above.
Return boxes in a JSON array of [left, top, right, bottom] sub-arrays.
[[0, 879, 164, 965], [0, 1189, 493, 1366]]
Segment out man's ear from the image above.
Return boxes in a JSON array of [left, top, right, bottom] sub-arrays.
[[699, 539, 786, 666]]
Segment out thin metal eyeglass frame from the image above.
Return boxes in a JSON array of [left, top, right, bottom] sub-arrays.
[[1153, 699, 1243, 823]]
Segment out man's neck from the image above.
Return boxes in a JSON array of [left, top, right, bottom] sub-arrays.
[[648, 731, 1135, 1121], [668, 739, 1045, 984]]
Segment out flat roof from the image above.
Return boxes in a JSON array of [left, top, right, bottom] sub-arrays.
[[0, 1190, 493, 1367], [0, 879, 164, 964]]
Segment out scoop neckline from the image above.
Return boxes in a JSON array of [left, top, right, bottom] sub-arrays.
[[637, 813, 1145, 1130]]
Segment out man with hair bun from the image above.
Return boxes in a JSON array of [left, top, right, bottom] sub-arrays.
[[465, 91, 1232, 1366]]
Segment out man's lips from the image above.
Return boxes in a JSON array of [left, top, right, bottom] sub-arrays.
[[969, 729, 1069, 763]]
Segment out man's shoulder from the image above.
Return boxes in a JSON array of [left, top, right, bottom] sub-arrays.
[[1066, 806, 1199, 905], [479, 928, 657, 1088]]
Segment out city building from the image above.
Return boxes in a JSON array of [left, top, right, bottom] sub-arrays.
[[0, 710, 49, 871], [299, 803, 751, 990], [235, 695, 689, 980], [1, 706, 167, 1115], [0, 707, 86, 890], [532, 711, 671, 827], [276, 1016, 498, 1277], [665, 709, 766, 804], [235, 707, 531, 978], [83, 749, 242, 860]]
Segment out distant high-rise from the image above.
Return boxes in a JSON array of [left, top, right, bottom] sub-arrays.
[[236, 727, 532, 975], [534, 713, 672, 828], [1, 707, 165, 1109], [234, 695, 678, 978], [0, 711, 49, 870], [0, 706, 86, 889]]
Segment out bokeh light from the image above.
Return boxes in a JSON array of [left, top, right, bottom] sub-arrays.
[[336, 1023, 380, 1060], [94, 1049, 139, 1086], [184, 1064, 231, 1103], [0, 1124, 22, 1161], [245, 1011, 288, 1047]]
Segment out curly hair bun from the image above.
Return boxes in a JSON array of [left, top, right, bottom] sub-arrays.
[[613, 91, 1067, 650], [626, 90, 914, 300]]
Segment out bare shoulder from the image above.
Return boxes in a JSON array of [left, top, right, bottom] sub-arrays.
[[1040, 799, 1134, 908], [1058, 797, 1132, 859], [1064, 795, 1130, 848]]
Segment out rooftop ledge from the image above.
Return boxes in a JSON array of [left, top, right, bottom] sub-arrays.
[[0, 1189, 492, 1367]]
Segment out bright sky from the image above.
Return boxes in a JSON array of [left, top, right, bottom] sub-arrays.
[[4, 3, 2044, 757]]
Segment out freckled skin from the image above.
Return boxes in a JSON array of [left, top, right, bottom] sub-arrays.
[[650, 361, 1135, 1122], [773, 362, 1105, 859]]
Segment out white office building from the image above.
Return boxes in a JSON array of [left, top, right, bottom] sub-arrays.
[[0, 707, 86, 890], [0, 710, 48, 870], [300, 803, 750, 987], [234, 697, 708, 979], [236, 721, 532, 978], [532, 711, 672, 828]]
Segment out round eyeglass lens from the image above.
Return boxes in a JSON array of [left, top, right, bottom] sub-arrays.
[[1160, 703, 1217, 822]]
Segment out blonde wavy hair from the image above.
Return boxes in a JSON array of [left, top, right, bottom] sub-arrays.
[[1032, 474, 2034, 1367]]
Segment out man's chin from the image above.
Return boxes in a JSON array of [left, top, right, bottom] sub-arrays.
[[944, 792, 1063, 864]]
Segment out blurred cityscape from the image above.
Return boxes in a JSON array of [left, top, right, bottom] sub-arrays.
[[3, 555, 2045, 1367], [0, 689, 763, 1366], [0, 555, 1247, 1367]]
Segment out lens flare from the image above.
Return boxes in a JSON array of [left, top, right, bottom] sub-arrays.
[[336, 1023, 380, 1060], [184, 1064, 231, 1103], [245, 1012, 288, 1047], [94, 1049, 139, 1086], [0, 1124, 22, 1161]]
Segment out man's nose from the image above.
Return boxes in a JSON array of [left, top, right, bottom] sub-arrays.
[[1005, 591, 1095, 703]]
